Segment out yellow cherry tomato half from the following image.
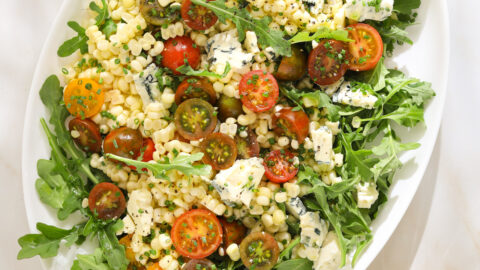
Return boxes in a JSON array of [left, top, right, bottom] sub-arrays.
[[63, 78, 104, 118]]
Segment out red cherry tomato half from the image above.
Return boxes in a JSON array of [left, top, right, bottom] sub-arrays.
[[171, 209, 223, 259], [103, 127, 143, 159], [174, 98, 217, 141], [219, 218, 247, 248], [88, 182, 126, 220], [200, 133, 237, 170], [175, 77, 217, 105], [68, 118, 102, 153], [161, 36, 201, 75], [346, 23, 384, 71], [181, 0, 218, 30], [263, 150, 299, 183], [273, 107, 310, 143], [129, 138, 155, 171], [308, 39, 349, 86], [239, 70, 279, 113]]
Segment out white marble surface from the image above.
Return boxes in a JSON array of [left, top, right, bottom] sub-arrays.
[[0, 0, 479, 269]]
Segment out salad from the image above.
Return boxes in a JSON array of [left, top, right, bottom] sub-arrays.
[[17, 0, 435, 269]]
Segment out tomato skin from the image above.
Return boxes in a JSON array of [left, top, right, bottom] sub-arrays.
[[308, 40, 349, 86], [217, 95, 244, 122], [171, 209, 223, 259], [161, 36, 201, 75], [235, 129, 260, 159], [129, 138, 155, 171], [183, 259, 215, 270], [263, 150, 299, 183], [239, 70, 279, 113], [64, 78, 104, 118], [175, 77, 216, 105], [219, 218, 247, 248], [103, 127, 143, 159], [140, 0, 179, 26], [146, 263, 163, 270], [68, 118, 102, 153], [181, 0, 218, 30], [119, 235, 137, 263], [88, 182, 126, 220], [272, 108, 310, 143], [239, 232, 279, 270], [275, 45, 307, 81], [174, 98, 217, 141], [346, 23, 384, 71], [200, 133, 237, 170]]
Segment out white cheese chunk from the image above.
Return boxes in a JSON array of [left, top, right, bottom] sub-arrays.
[[127, 189, 153, 236], [320, 77, 345, 97], [286, 197, 307, 218], [344, 0, 394, 22], [120, 214, 136, 235], [244, 31, 260, 54], [332, 81, 378, 109], [356, 182, 379, 208], [314, 231, 342, 270], [264, 46, 278, 62], [133, 63, 161, 110], [206, 30, 253, 74], [211, 158, 265, 207], [303, 0, 324, 15], [300, 212, 328, 249], [310, 124, 333, 166]]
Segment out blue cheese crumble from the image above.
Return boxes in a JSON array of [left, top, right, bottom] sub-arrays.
[[310, 124, 333, 168], [300, 212, 328, 249], [314, 232, 342, 270], [206, 30, 253, 74], [211, 158, 265, 207], [133, 63, 161, 110], [332, 81, 378, 109], [356, 182, 379, 208], [286, 197, 307, 218], [344, 0, 394, 22]]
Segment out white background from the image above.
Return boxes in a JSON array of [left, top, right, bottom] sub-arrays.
[[1, 0, 479, 269]]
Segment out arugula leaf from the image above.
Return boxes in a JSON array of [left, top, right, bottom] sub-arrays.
[[274, 259, 313, 270], [286, 218, 301, 235], [106, 152, 212, 179], [191, 0, 291, 56], [72, 249, 110, 270], [89, 0, 117, 38], [301, 91, 340, 121], [39, 75, 99, 184], [101, 19, 117, 39], [280, 85, 340, 121], [89, 0, 108, 26], [57, 21, 88, 57], [176, 62, 231, 78], [354, 58, 389, 91], [97, 221, 128, 270], [17, 223, 82, 259], [35, 159, 69, 209], [338, 132, 374, 182], [371, 125, 419, 179], [277, 237, 300, 262], [385, 69, 435, 106], [377, 104, 424, 127], [17, 234, 61, 259], [394, 0, 421, 14], [290, 27, 353, 44]]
